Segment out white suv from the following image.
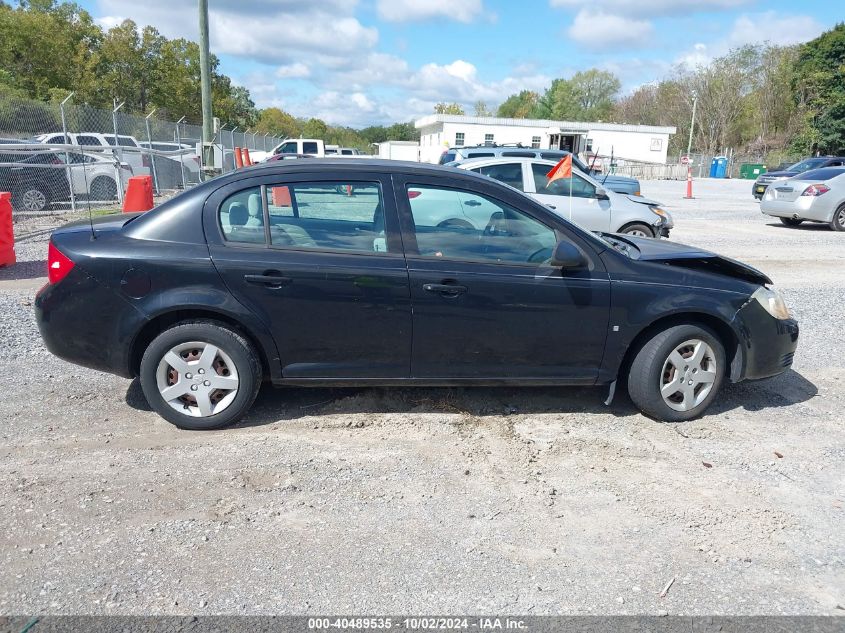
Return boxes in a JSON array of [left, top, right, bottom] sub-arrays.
[[35, 132, 151, 177]]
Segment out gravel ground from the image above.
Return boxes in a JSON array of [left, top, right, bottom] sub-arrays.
[[0, 178, 843, 616]]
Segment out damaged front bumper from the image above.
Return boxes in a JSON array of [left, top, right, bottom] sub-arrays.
[[732, 297, 799, 381]]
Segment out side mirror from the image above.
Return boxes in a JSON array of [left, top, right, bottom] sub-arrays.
[[595, 186, 609, 200], [551, 240, 586, 269]]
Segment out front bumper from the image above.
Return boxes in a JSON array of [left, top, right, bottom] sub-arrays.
[[733, 298, 799, 381]]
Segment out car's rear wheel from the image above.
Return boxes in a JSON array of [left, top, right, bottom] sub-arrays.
[[830, 204, 845, 232], [780, 217, 803, 227], [90, 176, 117, 201], [139, 321, 262, 430], [627, 324, 725, 422], [619, 223, 654, 238], [16, 185, 50, 212]]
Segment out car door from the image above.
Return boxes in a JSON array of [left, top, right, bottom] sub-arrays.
[[527, 162, 612, 232], [205, 172, 412, 379], [394, 175, 611, 381]]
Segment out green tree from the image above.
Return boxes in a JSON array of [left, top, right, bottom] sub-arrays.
[[302, 117, 328, 138], [496, 90, 539, 118], [473, 100, 493, 116], [569, 69, 620, 120], [255, 107, 300, 138], [532, 78, 579, 119], [792, 23, 845, 154], [434, 102, 465, 115]]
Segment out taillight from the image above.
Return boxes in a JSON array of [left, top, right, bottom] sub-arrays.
[[408, 190, 422, 199], [47, 241, 75, 284], [801, 184, 830, 196]]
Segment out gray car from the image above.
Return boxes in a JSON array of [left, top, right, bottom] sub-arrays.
[[456, 157, 673, 237], [760, 167, 845, 230]]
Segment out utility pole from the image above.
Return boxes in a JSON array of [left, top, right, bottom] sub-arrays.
[[686, 94, 697, 159], [198, 0, 214, 171]]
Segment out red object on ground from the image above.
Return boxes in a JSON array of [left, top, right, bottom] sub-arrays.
[[243, 148, 253, 166], [0, 192, 15, 268], [234, 147, 244, 168], [122, 175, 154, 213], [684, 166, 694, 199]]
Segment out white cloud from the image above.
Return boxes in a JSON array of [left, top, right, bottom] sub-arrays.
[[376, 0, 486, 23], [275, 63, 311, 79], [567, 9, 654, 51], [550, 0, 752, 18], [95, 15, 125, 29], [728, 11, 824, 47]]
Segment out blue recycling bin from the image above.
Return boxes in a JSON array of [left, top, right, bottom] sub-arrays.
[[709, 156, 728, 178]]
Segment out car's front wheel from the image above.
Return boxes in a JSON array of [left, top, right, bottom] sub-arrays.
[[619, 223, 655, 237], [627, 324, 725, 422], [780, 217, 803, 227], [15, 185, 50, 212], [139, 321, 262, 429]]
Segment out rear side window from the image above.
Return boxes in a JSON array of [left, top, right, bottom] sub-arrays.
[[219, 186, 265, 244], [470, 162, 525, 191], [466, 152, 494, 159], [302, 142, 319, 154], [266, 182, 388, 254], [77, 135, 102, 146], [540, 152, 565, 161]]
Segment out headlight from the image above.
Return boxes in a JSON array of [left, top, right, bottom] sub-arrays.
[[751, 286, 791, 320], [649, 206, 673, 227]]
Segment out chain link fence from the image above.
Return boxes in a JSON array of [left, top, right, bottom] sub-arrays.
[[0, 94, 285, 217], [610, 152, 806, 181]]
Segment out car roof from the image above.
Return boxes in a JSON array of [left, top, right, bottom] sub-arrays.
[[455, 156, 555, 167]]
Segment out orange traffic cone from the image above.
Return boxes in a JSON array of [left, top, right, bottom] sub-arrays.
[[0, 192, 15, 267], [271, 186, 291, 207], [234, 147, 243, 168], [122, 175, 154, 213], [243, 148, 253, 166]]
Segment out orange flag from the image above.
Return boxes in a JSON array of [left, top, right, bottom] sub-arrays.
[[546, 154, 572, 183]]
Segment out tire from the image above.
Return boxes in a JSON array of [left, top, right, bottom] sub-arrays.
[[779, 217, 803, 227], [15, 185, 50, 212], [619, 223, 655, 238], [139, 321, 262, 430], [627, 324, 726, 422], [830, 204, 845, 232], [90, 176, 117, 201]]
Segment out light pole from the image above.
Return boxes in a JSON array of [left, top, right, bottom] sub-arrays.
[[684, 94, 697, 199], [198, 0, 214, 171]]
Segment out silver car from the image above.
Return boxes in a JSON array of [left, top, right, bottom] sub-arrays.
[[456, 157, 673, 237], [760, 167, 845, 231]]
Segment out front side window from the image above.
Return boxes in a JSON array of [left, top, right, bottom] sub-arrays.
[[532, 163, 597, 198], [406, 185, 556, 265], [470, 162, 524, 191], [277, 141, 298, 154], [77, 136, 101, 146]]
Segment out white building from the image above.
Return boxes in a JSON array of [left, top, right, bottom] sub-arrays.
[[415, 114, 676, 165]]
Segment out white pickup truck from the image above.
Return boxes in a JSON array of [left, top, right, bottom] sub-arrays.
[[249, 138, 326, 163]]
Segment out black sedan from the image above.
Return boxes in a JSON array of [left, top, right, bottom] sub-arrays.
[[35, 159, 799, 429]]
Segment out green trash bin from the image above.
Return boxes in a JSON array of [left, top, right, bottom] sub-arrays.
[[739, 163, 767, 179]]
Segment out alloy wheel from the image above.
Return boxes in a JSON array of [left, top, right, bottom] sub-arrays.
[[22, 189, 47, 212], [659, 339, 717, 412], [155, 341, 240, 417]]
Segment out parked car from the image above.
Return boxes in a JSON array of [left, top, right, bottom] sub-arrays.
[[0, 150, 131, 211], [35, 159, 798, 429], [34, 132, 151, 178], [760, 167, 845, 230], [753, 156, 845, 199], [454, 157, 672, 237], [441, 145, 642, 196], [139, 141, 201, 187], [251, 138, 327, 163]]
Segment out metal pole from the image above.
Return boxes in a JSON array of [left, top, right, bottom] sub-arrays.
[[175, 116, 187, 190], [686, 95, 697, 158], [60, 92, 76, 214], [112, 99, 125, 205], [145, 109, 159, 195], [245, 128, 252, 150], [264, 133, 269, 151], [230, 126, 239, 170], [198, 0, 214, 171]]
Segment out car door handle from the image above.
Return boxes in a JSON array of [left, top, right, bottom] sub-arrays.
[[244, 273, 292, 288], [423, 282, 467, 297], [464, 200, 482, 207]]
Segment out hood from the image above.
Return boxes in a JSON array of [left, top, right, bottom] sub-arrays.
[[624, 194, 662, 206], [599, 173, 637, 185], [608, 234, 772, 285]]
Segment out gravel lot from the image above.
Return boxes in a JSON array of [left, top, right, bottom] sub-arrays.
[[0, 178, 843, 615]]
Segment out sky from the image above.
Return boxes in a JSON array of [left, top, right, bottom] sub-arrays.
[[75, 0, 843, 128]]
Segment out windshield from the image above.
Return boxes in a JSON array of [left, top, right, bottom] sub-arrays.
[[788, 158, 828, 172]]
